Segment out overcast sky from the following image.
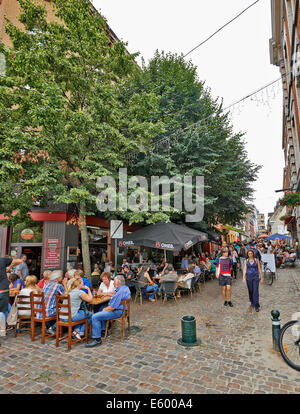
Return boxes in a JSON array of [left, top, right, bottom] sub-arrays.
[[92, 0, 284, 224]]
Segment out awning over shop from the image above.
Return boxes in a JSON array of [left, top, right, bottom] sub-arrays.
[[222, 224, 248, 236], [119, 221, 208, 251]]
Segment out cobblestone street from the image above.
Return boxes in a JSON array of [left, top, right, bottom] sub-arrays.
[[0, 266, 299, 395]]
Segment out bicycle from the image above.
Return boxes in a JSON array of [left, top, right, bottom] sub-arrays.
[[279, 315, 300, 371], [262, 261, 274, 286]]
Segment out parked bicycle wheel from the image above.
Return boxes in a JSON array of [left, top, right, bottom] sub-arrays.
[[263, 267, 273, 285], [279, 320, 300, 371]]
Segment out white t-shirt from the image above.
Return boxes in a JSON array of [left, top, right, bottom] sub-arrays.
[[99, 280, 115, 293], [179, 273, 194, 289], [17, 288, 34, 316]]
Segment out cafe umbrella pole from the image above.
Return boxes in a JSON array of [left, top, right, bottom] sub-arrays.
[[114, 238, 118, 277]]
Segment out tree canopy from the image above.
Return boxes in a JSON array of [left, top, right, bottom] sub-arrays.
[[123, 51, 260, 227]]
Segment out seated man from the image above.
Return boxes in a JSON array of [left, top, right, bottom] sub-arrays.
[[121, 258, 130, 269], [282, 249, 296, 265], [86, 275, 131, 347], [191, 262, 202, 282], [37, 270, 64, 334], [159, 264, 178, 283]]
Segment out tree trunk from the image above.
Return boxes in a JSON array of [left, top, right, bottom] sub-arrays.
[[79, 200, 91, 281]]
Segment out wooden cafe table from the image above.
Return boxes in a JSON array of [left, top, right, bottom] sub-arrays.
[[90, 295, 111, 312]]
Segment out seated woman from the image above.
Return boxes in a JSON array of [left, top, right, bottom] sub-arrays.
[[9, 273, 25, 293], [94, 272, 116, 312], [17, 275, 41, 317], [62, 278, 93, 340], [97, 272, 115, 298], [138, 265, 158, 302], [63, 269, 76, 290], [37, 270, 52, 289]]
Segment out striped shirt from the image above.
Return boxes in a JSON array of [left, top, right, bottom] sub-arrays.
[[36, 281, 64, 318], [218, 258, 232, 276]]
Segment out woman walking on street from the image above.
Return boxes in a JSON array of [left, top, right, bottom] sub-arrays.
[[243, 249, 263, 312]]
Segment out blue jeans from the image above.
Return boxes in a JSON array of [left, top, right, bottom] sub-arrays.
[[141, 284, 158, 300], [91, 310, 123, 339], [61, 310, 93, 335], [4, 303, 11, 322]]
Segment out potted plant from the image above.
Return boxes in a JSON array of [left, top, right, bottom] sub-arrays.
[[279, 192, 300, 207]]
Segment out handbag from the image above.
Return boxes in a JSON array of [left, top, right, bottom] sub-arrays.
[[79, 300, 89, 316], [6, 296, 18, 326]]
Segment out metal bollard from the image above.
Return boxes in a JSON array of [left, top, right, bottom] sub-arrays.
[[177, 315, 202, 347], [271, 310, 281, 351]]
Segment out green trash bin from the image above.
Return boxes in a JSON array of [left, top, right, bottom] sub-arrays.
[[177, 315, 201, 347]]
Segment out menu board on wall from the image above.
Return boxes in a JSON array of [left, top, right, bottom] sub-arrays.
[[44, 238, 61, 269]]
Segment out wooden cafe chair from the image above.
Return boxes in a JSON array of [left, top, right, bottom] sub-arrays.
[[30, 292, 56, 344], [14, 294, 32, 337], [104, 298, 131, 340], [55, 294, 89, 351]]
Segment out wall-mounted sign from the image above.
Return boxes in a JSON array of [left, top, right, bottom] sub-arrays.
[[44, 238, 61, 269], [12, 222, 43, 243], [67, 246, 78, 257], [21, 229, 34, 240], [110, 220, 123, 239]]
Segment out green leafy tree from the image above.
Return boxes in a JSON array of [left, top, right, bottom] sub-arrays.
[[0, 0, 162, 277], [124, 51, 260, 228]]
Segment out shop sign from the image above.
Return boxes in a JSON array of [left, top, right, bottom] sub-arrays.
[[44, 238, 61, 269], [21, 229, 34, 240], [119, 240, 134, 247], [184, 240, 193, 249]]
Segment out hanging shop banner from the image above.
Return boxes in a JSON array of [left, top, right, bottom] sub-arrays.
[[44, 238, 61, 269]]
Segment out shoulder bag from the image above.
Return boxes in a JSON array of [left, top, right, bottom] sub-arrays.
[[6, 296, 18, 326]]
